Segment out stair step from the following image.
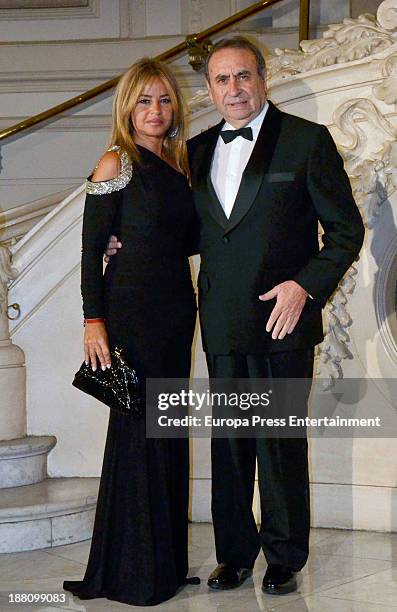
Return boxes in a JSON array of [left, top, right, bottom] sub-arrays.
[[0, 477, 99, 553], [0, 435, 56, 489]]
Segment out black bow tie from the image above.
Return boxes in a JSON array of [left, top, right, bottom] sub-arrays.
[[220, 126, 253, 144]]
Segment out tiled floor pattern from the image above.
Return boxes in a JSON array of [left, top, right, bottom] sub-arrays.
[[0, 524, 396, 611]]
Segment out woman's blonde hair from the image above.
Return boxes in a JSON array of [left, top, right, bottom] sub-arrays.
[[109, 58, 188, 176]]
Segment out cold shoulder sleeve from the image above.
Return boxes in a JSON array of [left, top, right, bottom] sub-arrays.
[[81, 146, 133, 318]]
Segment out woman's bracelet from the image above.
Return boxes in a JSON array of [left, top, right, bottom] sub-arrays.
[[84, 318, 106, 326]]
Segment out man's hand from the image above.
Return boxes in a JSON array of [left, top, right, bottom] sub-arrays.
[[259, 280, 308, 340], [104, 234, 122, 263]]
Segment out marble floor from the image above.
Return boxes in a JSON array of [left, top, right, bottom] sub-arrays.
[[0, 524, 396, 611]]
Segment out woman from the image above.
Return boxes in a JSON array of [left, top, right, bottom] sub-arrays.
[[63, 58, 198, 606]]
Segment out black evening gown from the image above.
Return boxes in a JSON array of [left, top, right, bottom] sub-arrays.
[[63, 145, 198, 606]]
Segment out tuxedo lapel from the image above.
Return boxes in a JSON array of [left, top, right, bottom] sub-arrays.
[[206, 174, 229, 228], [225, 100, 283, 234], [193, 119, 229, 228]]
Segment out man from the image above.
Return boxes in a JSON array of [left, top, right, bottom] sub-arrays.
[[106, 37, 364, 595]]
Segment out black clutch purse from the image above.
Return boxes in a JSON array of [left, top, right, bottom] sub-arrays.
[[72, 346, 142, 416]]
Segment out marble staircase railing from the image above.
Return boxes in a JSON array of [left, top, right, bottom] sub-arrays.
[[0, 435, 56, 489], [0, 188, 75, 248]]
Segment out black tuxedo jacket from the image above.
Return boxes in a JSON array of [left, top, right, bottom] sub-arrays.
[[187, 101, 365, 355]]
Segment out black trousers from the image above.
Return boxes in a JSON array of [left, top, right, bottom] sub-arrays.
[[206, 348, 314, 572]]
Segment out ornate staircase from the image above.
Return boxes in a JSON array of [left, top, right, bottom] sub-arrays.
[[0, 223, 99, 553], [0, 434, 98, 553]]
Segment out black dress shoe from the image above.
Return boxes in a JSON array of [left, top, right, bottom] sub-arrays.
[[262, 565, 297, 595], [208, 563, 252, 590]]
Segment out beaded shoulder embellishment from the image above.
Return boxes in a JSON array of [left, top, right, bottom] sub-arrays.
[[86, 145, 133, 195]]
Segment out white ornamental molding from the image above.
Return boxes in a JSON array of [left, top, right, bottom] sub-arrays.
[[377, 0, 397, 31], [0, 245, 18, 319], [0, 188, 75, 246], [316, 268, 358, 387], [373, 51, 397, 105], [333, 97, 397, 229], [268, 0, 397, 82], [316, 94, 397, 385]]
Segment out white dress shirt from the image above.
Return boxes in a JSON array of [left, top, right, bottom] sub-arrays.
[[210, 101, 269, 218]]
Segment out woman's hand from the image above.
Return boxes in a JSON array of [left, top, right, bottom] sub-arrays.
[[84, 322, 111, 371], [104, 234, 122, 263]]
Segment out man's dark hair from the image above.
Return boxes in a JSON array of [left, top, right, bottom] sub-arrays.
[[204, 36, 267, 82]]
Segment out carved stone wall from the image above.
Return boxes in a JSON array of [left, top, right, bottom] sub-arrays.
[[268, 5, 397, 79]]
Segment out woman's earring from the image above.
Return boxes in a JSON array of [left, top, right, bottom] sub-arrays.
[[168, 125, 179, 138]]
